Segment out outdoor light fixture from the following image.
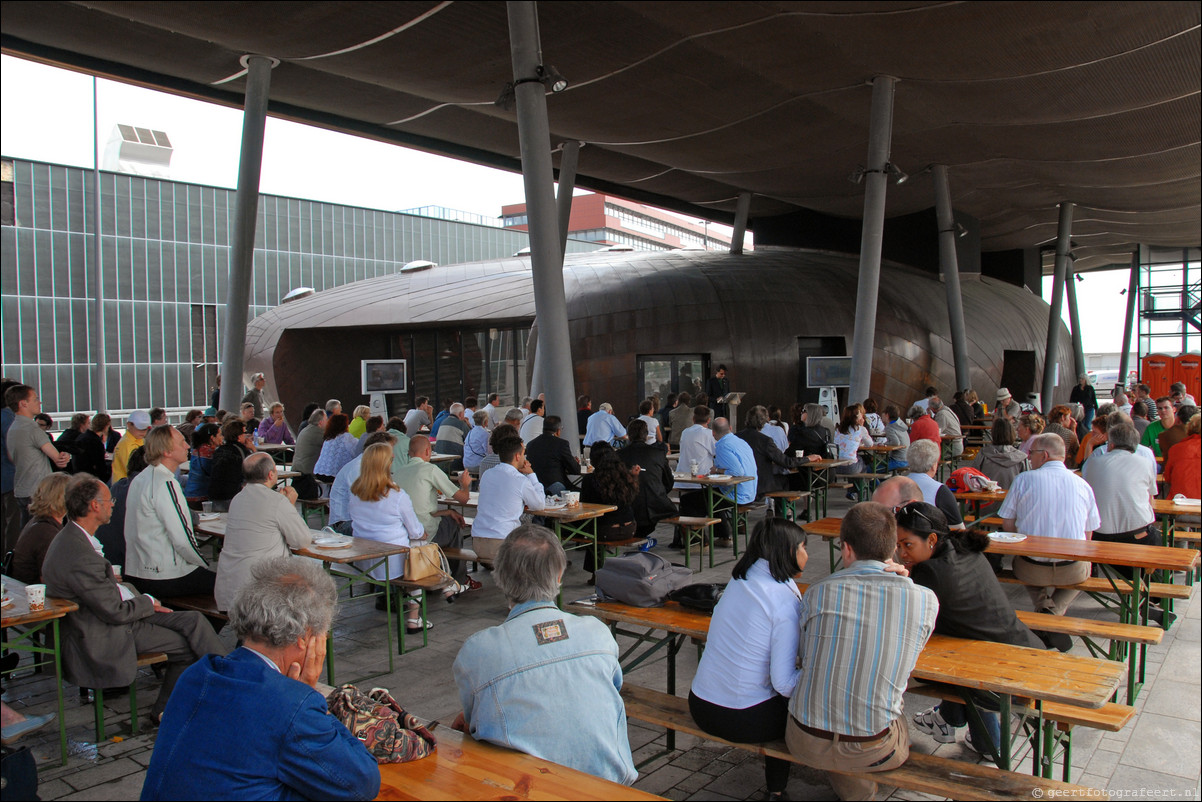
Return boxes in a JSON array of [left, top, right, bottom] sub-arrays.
[[495, 65, 568, 109], [886, 163, 908, 185], [848, 163, 908, 184], [848, 166, 867, 184], [955, 222, 968, 239]]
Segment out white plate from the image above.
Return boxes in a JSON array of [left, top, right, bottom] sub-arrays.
[[312, 536, 353, 549], [1172, 498, 1200, 507], [198, 512, 220, 521], [542, 501, 567, 511], [705, 474, 733, 482], [989, 532, 1027, 543], [1, 596, 12, 608]]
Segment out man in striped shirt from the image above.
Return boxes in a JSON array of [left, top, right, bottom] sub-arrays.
[[786, 502, 938, 800]]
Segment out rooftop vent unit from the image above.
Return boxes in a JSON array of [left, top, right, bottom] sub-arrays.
[[103, 124, 173, 177], [281, 287, 315, 304], [400, 260, 437, 273], [513, 246, 531, 256], [601, 244, 635, 252]]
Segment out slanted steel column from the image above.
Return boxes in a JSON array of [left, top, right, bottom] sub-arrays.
[[1040, 202, 1074, 414], [556, 141, 581, 258], [1117, 249, 1139, 386], [932, 165, 970, 392], [1065, 269, 1086, 382], [848, 75, 897, 404], [218, 55, 274, 413], [729, 192, 752, 255], [91, 76, 107, 411], [507, 1, 580, 453], [532, 139, 581, 398]]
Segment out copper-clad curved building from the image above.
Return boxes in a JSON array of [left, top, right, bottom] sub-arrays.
[[245, 249, 1073, 424]]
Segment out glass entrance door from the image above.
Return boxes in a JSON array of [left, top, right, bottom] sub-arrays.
[[637, 354, 706, 405]]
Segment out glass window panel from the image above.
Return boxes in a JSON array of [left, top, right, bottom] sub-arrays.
[[2, 298, 20, 366], [35, 229, 54, 295], [190, 245, 204, 298], [145, 181, 161, 241], [188, 186, 203, 242], [148, 302, 165, 362], [50, 165, 68, 230], [120, 365, 138, 409], [160, 185, 176, 240], [103, 301, 120, 366], [57, 366, 75, 412], [117, 300, 134, 363], [30, 164, 50, 230], [69, 233, 88, 297], [2, 227, 19, 294], [436, 330, 464, 409], [35, 298, 55, 363], [160, 244, 176, 299], [74, 366, 92, 412], [115, 176, 131, 237], [201, 187, 216, 244], [130, 179, 146, 239], [71, 300, 90, 364]]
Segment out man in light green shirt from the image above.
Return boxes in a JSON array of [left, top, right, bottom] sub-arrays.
[[1139, 396, 1175, 457], [394, 436, 479, 592]]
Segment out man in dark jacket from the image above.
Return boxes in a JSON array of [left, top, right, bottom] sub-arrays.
[[526, 416, 580, 495], [737, 405, 807, 499], [618, 419, 675, 537]]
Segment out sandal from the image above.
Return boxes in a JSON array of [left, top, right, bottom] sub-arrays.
[[405, 618, 434, 635]]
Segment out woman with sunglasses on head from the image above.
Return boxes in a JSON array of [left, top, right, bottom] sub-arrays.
[[689, 518, 808, 801], [894, 502, 1046, 756]]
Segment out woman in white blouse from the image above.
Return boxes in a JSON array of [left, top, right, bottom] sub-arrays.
[[689, 518, 808, 802], [347, 443, 442, 634]]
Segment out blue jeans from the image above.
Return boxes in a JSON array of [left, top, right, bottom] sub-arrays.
[[939, 700, 1000, 752]]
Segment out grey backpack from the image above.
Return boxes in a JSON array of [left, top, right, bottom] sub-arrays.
[[594, 551, 694, 607]]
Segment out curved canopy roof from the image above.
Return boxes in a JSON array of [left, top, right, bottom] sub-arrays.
[[3, 1, 1198, 272]]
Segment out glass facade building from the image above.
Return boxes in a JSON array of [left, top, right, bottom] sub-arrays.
[[0, 157, 597, 414]]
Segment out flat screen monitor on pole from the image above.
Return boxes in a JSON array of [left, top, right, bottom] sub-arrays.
[[806, 356, 852, 388], [361, 360, 408, 394]]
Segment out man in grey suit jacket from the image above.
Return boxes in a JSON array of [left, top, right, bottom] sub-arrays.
[[214, 453, 314, 611], [41, 474, 226, 723]]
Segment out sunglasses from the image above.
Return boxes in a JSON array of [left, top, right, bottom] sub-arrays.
[[894, 502, 939, 534]]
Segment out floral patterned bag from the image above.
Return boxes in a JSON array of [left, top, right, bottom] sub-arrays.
[[326, 684, 437, 763]]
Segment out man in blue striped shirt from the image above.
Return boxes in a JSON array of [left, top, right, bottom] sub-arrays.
[[786, 502, 938, 799]]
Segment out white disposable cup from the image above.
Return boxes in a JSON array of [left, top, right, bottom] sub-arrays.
[[112, 564, 123, 583], [795, 450, 804, 459], [202, 501, 214, 513], [689, 461, 700, 475], [26, 584, 46, 611]]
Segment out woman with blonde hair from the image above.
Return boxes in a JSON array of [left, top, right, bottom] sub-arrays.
[[347, 443, 446, 633], [11, 473, 71, 583], [347, 405, 372, 439]]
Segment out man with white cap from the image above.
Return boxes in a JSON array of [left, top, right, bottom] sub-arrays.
[[242, 373, 268, 419], [112, 409, 152, 484], [993, 388, 1020, 423]]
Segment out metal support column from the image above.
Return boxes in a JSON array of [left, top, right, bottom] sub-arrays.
[[507, 1, 580, 453], [90, 76, 107, 411], [1117, 250, 1139, 385], [729, 192, 751, 255], [218, 55, 274, 413], [556, 141, 581, 258], [1040, 202, 1074, 414], [532, 140, 581, 398], [848, 75, 898, 404], [1065, 269, 1086, 382], [932, 165, 970, 392]]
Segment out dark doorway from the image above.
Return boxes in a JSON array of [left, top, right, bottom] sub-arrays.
[[637, 355, 706, 407], [1000, 350, 1038, 399]]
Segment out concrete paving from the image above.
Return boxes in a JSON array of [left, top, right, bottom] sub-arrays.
[[3, 495, 1199, 800]]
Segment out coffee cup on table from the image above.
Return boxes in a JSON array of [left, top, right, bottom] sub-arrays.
[[26, 584, 46, 611], [795, 451, 804, 459], [112, 564, 123, 583]]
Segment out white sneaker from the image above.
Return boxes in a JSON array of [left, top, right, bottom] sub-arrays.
[[912, 706, 957, 744]]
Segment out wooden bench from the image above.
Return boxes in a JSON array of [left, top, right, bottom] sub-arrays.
[[764, 490, 809, 523], [663, 516, 722, 569], [1171, 527, 1201, 583], [905, 680, 1135, 781], [839, 472, 892, 498], [92, 652, 168, 741], [299, 496, 330, 527], [165, 594, 229, 621], [442, 546, 492, 573], [621, 684, 1103, 800], [997, 571, 1191, 602]]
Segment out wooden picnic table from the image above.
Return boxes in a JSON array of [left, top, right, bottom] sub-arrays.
[[438, 493, 618, 570], [858, 443, 904, 474], [791, 458, 853, 520], [2, 578, 78, 764], [953, 487, 1007, 519], [375, 725, 663, 800], [669, 473, 756, 557], [194, 514, 409, 685], [569, 597, 1123, 777]]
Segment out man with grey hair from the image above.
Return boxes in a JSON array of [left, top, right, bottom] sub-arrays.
[[904, 439, 965, 529], [1083, 422, 1163, 611], [433, 402, 470, 465], [324, 398, 342, 417], [142, 558, 379, 800], [242, 372, 268, 419], [452, 525, 637, 785], [583, 402, 627, 447], [215, 453, 315, 611], [463, 409, 491, 471], [929, 397, 964, 458], [1000, 433, 1100, 620]]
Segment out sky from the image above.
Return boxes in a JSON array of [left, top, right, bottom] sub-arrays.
[[0, 55, 1156, 360]]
